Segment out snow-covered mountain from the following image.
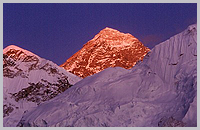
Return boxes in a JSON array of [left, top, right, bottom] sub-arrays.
[[61, 27, 150, 78], [3, 45, 81, 127], [17, 24, 197, 127]]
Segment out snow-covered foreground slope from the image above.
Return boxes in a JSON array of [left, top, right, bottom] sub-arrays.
[[18, 24, 197, 127], [3, 45, 81, 127]]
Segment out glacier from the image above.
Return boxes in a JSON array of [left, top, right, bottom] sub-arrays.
[[17, 24, 197, 127]]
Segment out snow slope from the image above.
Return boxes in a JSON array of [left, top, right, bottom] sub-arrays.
[[18, 24, 197, 127], [3, 45, 81, 127]]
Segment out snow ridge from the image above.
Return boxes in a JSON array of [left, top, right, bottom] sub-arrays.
[[18, 24, 197, 127]]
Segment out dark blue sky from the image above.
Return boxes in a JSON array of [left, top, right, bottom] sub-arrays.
[[3, 3, 197, 65]]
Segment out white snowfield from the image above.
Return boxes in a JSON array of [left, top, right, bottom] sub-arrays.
[[3, 45, 81, 127], [18, 24, 197, 127]]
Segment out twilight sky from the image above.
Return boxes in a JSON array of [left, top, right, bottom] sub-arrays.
[[3, 3, 197, 65]]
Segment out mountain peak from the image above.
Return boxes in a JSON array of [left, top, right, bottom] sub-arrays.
[[98, 27, 131, 37], [61, 28, 150, 78], [88, 27, 138, 48], [3, 45, 23, 53], [101, 27, 119, 32], [3, 44, 81, 126], [3, 45, 37, 58]]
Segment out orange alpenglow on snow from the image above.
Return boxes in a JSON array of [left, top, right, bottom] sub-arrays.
[[61, 27, 150, 78]]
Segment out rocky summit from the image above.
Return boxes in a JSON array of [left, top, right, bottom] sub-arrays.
[[61, 27, 150, 78]]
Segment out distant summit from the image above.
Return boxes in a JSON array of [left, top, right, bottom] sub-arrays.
[[3, 45, 39, 60], [61, 27, 150, 78]]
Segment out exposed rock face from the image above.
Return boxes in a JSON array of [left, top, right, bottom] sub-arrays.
[[158, 117, 186, 127], [3, 45, 81, 127], [61, 27, 150, 78]]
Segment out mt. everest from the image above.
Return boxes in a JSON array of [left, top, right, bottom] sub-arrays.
[[61, 27, 150, 78]]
